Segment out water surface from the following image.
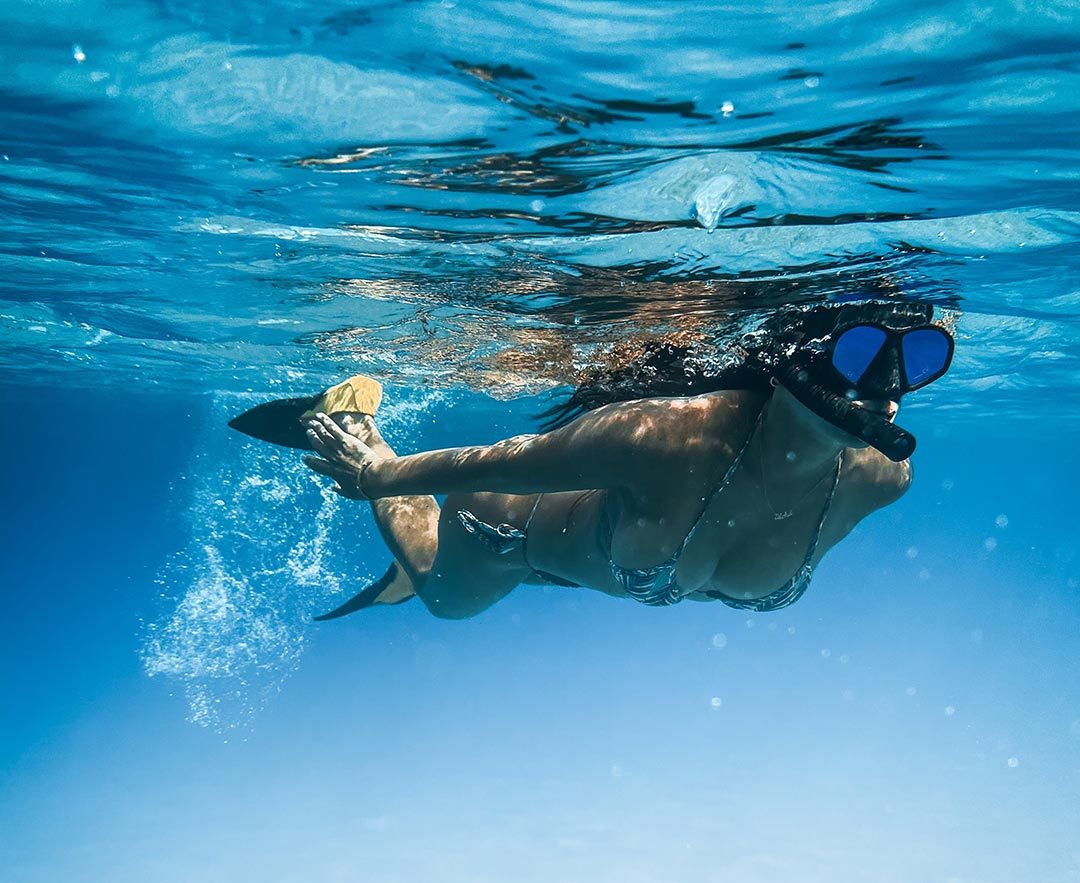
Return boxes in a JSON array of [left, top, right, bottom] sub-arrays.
[[2, 1, 1079, 880]]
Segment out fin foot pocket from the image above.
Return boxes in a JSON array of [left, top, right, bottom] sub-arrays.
[[229, 375, 383, 450]]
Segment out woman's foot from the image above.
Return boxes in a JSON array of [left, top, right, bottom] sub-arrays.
[[334, 412, 395, 458]]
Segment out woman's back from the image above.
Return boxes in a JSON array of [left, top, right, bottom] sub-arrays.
[[519, 388, 908, 604]]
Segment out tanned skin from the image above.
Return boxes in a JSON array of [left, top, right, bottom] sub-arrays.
[[304, 385, 909, 619]]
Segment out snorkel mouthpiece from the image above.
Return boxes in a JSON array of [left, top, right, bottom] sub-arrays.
[[775, 362, 916, 462]]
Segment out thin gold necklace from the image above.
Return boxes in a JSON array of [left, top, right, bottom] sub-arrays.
[[757, 403, 837, 521]]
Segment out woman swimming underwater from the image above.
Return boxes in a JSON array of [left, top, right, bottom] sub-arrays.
[[232, 300, 954, 619]]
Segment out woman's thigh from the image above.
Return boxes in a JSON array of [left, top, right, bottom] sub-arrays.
[[419, 492, 537, 619]]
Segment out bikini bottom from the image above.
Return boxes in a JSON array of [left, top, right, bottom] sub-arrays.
[[456, 508, 581, 588]]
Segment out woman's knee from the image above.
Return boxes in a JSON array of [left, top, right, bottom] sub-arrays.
[[416, 564, 520, 619], [417, 581, 508, 620], [420, 597, 481, 620]]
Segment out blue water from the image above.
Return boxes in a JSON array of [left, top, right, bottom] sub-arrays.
[[2, 1, 1079, 880]]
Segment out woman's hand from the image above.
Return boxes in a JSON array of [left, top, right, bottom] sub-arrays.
[[303, 413, 382, 500]]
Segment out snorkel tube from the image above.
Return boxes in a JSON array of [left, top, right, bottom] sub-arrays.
[[774, 361, 916, 462]]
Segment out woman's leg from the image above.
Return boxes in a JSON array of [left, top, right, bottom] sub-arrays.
[[337, 414, 438, 587], [422, 491, 537, 618], [341, 414, 530, 618]]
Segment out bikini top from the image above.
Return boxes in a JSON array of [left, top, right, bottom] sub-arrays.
[[606, 409, 843, 611]]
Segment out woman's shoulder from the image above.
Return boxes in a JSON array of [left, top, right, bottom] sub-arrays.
[[606, 388, 764, 426], [603, 388, 766, 421], [593, 389, 766, 465]]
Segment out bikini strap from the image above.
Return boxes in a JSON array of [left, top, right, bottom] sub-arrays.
[[800, 450, 844, 568], [523, 492, 544, 532], [679, 404, 767, 551]]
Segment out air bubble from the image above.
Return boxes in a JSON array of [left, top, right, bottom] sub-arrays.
[[711, 633, 728, 649], [995, 514, 1009, 528], [944, 705, 956, 716], [72, 44, 86, 63], [983, 537, 998, 552], [710, 697, 723, 709], [1007, 757, 1019, 768]]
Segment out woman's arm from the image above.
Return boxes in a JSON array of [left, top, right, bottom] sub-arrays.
[[304, 396, 714, 499]]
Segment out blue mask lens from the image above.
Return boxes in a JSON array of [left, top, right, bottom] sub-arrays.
[[902, 328, 951, 388], [831, 325, 887, 383]]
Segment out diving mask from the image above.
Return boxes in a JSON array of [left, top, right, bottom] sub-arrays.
[[776, 307, 954, 462]]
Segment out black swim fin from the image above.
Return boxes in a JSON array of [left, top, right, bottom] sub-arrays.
[[314, 562, 415, 621], [229, 375, 384, 450], [228, 394, 324, 450]]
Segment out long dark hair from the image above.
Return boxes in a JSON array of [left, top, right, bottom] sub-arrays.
[[536, 299, 938, 431]]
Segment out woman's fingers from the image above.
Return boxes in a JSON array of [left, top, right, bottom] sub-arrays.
[[303, 454, 335, 476], [306, 419, 346, 458], [305, 455, 361, 498], [307, 414, 372, 460], [303, 414, 379, 501], [305, 455, 350, 485], [314, 412, 350, 442]]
